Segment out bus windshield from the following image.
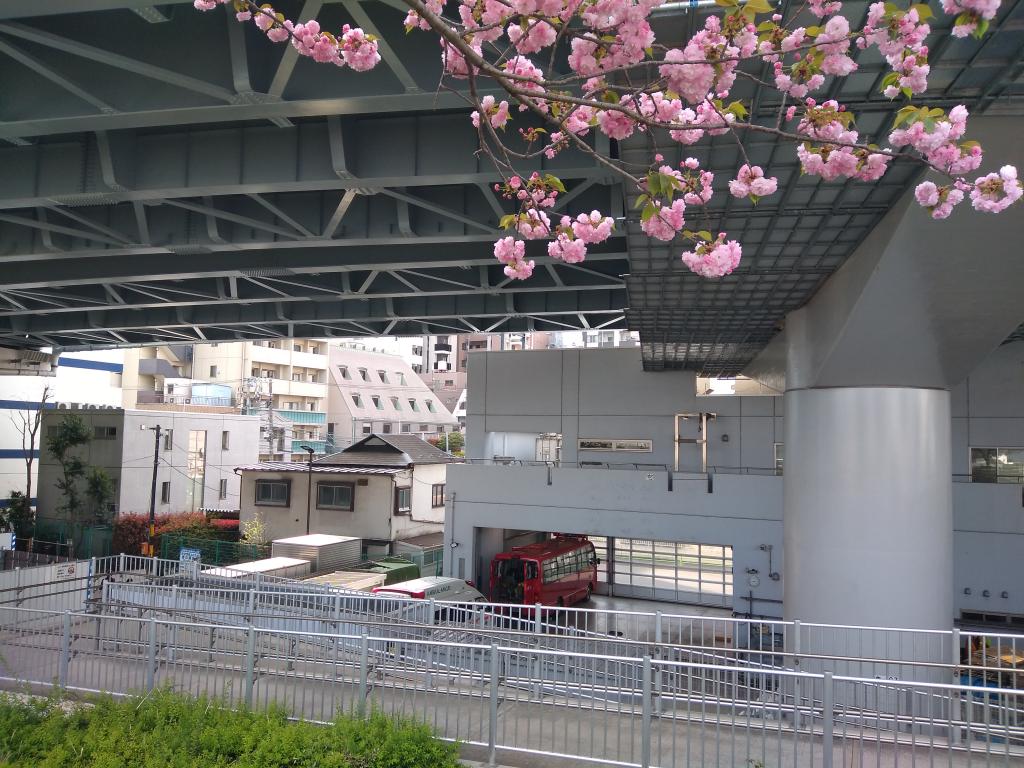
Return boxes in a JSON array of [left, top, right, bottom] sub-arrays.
[[493, 558, 525, 602]]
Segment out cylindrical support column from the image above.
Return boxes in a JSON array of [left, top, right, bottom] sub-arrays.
[[784, 387, 952, 631], [784, 387, 953, 688]]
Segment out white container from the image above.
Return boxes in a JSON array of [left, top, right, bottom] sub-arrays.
[[305, 570, 387, 592], [202, 557, 311, 580], [271, 533, 363, 573]]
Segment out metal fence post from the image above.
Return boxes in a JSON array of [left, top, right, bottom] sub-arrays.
[[146, 616, 157, 692], [244, 626, 256, 708], [358, 630, 369, 718], [950, 627, 962, 745], [641, 655, 652, 768], [428, 598, 436, 626], [792, 619, 802, 730], [168, 586, 179, 662], [534, 603, 542, 634], [489, 643, 499, 767], [822, 671, 834, 768], [58, 611, 71, 687]]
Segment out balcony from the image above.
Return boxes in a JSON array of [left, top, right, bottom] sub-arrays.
[[138, 358, 181, 378], [434, 342, 452, 352], [291, 439, 327, 454], [274, 409, 326, 425]]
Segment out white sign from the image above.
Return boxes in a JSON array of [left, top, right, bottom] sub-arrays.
[[179, 547, 201, 579], [56, 563, 78, 579], [0, 531, 14, 551]]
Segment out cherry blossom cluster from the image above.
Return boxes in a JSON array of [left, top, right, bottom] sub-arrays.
[[794, 99, 891, 181], [681, 234, 744, 279], [194, 1, 381, 71], [193, 0, 1022, 285], [942, 0, 1001, 37], [728, 164, 779, 201]]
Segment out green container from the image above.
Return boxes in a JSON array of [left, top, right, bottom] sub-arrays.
[[349, 556, 420, 585]]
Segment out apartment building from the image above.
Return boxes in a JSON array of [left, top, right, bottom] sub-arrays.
[[326, 346, 458, 451], [37, 407, 259, 525], [191, 340, 329, 462]]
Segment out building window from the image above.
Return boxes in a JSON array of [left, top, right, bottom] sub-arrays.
[[219, 479, 228, 500], [93, 426, 117, 440], [444, 379, 454, 387], [251, 368, 259, 377], [774, 443, 784, 475], [408, 399, 420, 412], [327, 422, 335, 435], [352, 394, 363, 408], [317, 482, 354, 511], [339, 365, 351, 379], [362, 422, 372, 434], [577, 438, 653, 452], [425, 400, 436, 413], [222, 431, 230, 450], [431, 483, 445, 507], [292, 373, 301, 381], [255, 479, 290, 506], [401, 423, 411, 433], [390, 396, 401, 410], [419, 423, 430, 432], [371, 395, 383, 410], [378, 370, 389, 383], [209, 365, 218, 378], [394, 487, 411, 515], [163, 429, 174, 451], [287, 402, 296, 410], [971, 447, 1024, 483], [358, 368, 369, 381], [382, 423, 392, 434], [293, 343, 302, 352], [160, 481, 170, 504]]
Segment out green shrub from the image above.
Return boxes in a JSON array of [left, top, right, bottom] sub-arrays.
[[0, 690, 462, 768]]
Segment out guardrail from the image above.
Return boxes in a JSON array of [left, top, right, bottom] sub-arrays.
[[0, 605, 1021, 768]]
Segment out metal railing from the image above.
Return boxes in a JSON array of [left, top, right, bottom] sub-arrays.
[[1, 605, 1022, 768]]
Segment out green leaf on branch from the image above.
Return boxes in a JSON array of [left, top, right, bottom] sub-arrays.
[[640, 203, 659, 223], [498, 214, 518, 230], [697, 230, 713, 241], [744, 0, 774, 14], [975, 18, 989, 36], [634, 194, 649, 208], [725, 100, 748, 119], [544, 174, 566, 193], [911, 3, 933, 19]]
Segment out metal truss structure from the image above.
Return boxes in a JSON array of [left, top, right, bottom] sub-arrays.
[[0, 0, 1021, 373]]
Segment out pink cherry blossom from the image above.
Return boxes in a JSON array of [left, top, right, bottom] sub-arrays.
[[548, 234, 588, 263], [970, 166, 1022, 213], [641, 199, 686, 241], [729, 165, 778, 199], [681, 235, 742, 278], [571, 211, 615, 243]]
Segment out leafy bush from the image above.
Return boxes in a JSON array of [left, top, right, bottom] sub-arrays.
[[0, 690, 463, 768], [112, 512, 234, 555]]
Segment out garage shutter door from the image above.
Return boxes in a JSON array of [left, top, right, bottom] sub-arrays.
[[590, 537, 733, 608]]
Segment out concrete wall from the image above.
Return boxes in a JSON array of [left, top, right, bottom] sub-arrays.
[[454, 343, 1024, 622], [446, 464, 784, 612], [467, 347, 782, 470], [37, 408, 260, 518]]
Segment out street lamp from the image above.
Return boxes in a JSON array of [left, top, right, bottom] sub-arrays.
[[140, 424, 163, 557], [302, 445, 315, 535]]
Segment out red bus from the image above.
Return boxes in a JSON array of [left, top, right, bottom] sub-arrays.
[[490, 535, 598, 607]]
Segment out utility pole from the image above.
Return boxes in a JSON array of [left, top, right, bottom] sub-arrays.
[[141, 424, 162, 556], [303, 446, 315, 534]]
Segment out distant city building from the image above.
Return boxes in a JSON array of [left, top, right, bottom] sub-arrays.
[[191, 340, 330, 462], [37, 406, 260, 529], [0, 347, 125, 508], [326, 346, 458, 451]]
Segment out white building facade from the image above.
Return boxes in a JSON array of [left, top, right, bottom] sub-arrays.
[[448, 344, 1024, 628], [37, 407, 260, 518]]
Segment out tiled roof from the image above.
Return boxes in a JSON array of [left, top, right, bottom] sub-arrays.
[[235, 462, 401, 475], [317, 433, 453, 467]]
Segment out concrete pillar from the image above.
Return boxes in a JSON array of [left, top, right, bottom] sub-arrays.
[[784, 387, 953, 632]]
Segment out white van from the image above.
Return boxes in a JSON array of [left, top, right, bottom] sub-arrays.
[[372, 576, 485, 603]]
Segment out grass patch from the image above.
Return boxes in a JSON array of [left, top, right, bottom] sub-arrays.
[[0, 689, 462, 768]]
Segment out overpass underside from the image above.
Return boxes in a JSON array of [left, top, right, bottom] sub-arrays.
[[0, 0, 1021, 375]]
